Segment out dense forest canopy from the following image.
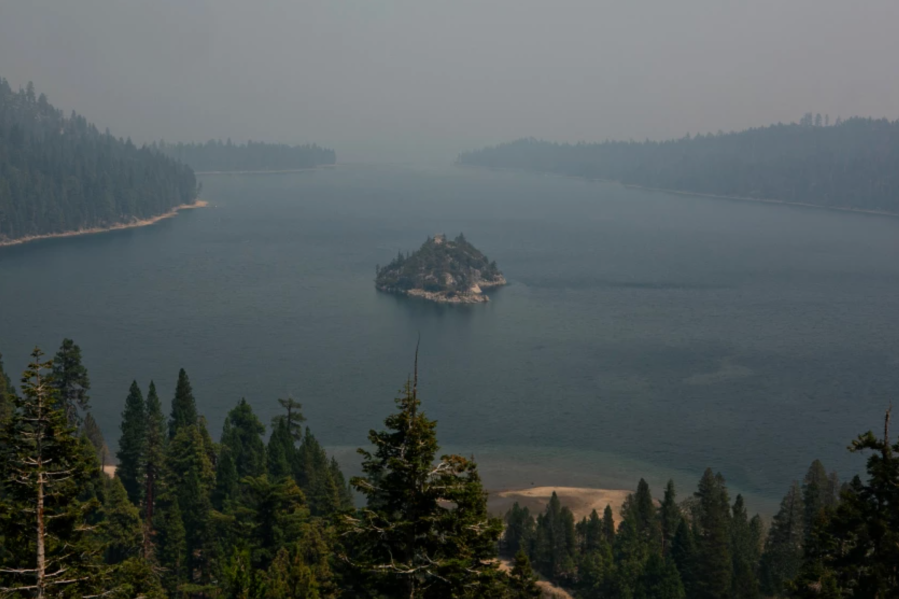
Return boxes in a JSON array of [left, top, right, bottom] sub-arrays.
[[458, 115, 899, 214], [0, 341, 897, 597], [0, 78, 198, 243], [154, 139, 336, 173]]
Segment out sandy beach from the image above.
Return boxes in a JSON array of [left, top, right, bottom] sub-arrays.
[[0, 200, 209, 248]]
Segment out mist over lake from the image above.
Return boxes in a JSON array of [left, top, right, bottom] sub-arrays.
[[2, 164, 897, 508]]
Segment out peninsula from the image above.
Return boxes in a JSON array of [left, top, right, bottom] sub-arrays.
[[375, 234, 507, 303]]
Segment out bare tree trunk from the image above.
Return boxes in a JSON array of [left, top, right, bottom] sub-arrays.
[[36, 375, 46, 599], [37, 471, 45, 599]]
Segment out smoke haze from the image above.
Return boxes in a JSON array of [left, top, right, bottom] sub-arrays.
[[2, 0, 897, 163]]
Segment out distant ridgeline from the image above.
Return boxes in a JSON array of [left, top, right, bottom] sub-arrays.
[[0, 78, 198, 244], [154, 139, 336, 173], [458, 115, 899, 214]]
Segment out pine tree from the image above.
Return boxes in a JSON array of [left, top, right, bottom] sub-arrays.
[[792, 410, 899, 596], [329, 456, 354, 509], [503, 502, 535, 556], [101, 475, 143, 564], [659, 479, 681, 556], [635, 553, 686, 599], [143, 380, 165, 537], [508, 550, 541, 598], [82, 411, 111, 469], [116, 380, 147, 505], [155, 496, 187, 592], [266, 416, 295, 481], [341, 365, 503, 598], [603, 503, 616, 544], [801, 459, 831, 540], [276, 396, 306, 442], [221, 398, 266, 479], [671, 519, 699, 598], [165, 423, 215, 586], [169, 368, 198, 439], [759, 481, 805, 596], [230, 475, 309, 571], [215, 398, 266, 508], [730, 494, 761, 599], [50, 338, 91, 425], [694, 469, 732, 599], [0, 351, 13, 428], [0, 349, 108, 597]]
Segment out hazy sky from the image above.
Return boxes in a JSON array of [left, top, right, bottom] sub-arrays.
[[2, 0, 898, 163]]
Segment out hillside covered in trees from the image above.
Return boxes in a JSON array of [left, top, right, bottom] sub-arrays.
[[1, 341, 897, 597], [375, 233, 506, 304], [0, 78, 199, 244], [458, 115, 899, 214], [155, 140, 336, 173]]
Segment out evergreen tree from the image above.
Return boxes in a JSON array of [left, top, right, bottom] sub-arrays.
[[759, 481, 805, 597], [792, 411, 899, 596], [229, 475, 308, 571], [508, 550, 541, 598], [503, 502, 535, 556], [0, 352, 13, 428], [82, 411, 111, 469], [215, 398, 266, 507], [50, 338, 91, 425], [100, 475, 143, 565], [169, 368, 198, 439], [164, 422, 215, 586], [266, 416, 295, 481], [276, 396, 306, 442], [221, 398, 267, 479], [603, 503, 616, 544], [0, 349, 108, 597], [659, 479, 681, 556], [296, 427, 343, 517], [116, 380, 147, 505], [730, 494, 761, 599], [694, 469, 732, 599], [341, 369, 503, 598], [154, 496, 187, 592], [801, 459, 832, 540], [143, 380, 166, 536], [671, 519, 699, 598], [635, 553, 686, 599]]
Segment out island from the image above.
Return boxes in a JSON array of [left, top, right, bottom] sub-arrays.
[[375, 234, 507, 303]]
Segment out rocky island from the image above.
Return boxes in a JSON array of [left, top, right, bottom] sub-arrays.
[[375, 234, 507, 303]]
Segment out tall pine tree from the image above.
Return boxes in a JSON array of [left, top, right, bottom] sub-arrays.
[[50, 338, 91, 426], [168, 368, 197, 439], [341, 362, 503, 598], [694, 469, 732, 599], [0, 349, 108, 597], [116, 380, 147, 505]]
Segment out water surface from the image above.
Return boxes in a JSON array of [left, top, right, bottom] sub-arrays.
[[2, 164, 898, 511]]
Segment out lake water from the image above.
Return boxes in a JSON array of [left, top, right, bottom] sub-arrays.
[[2, 164, 898, 512]]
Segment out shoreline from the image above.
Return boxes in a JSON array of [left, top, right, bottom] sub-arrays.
[[0, 200, 209, 248], [456, 163, 899, 219], [195, 165, 336, 176]]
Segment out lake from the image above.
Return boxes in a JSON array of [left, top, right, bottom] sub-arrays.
[[2, 164, 898, 512]]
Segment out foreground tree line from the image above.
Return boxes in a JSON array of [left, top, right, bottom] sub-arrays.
[[0, 343, 897, 597], [458, 115, 899, 214], [154, 140, 336, 173], [0, 79, 199, 244]]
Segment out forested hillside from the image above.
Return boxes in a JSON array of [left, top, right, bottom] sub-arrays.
[[0, 78, 198, 243], [458, 115, 899, 214], [0, 341, 896, 597], [155, 139, 336, 172]]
